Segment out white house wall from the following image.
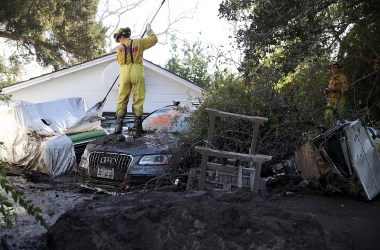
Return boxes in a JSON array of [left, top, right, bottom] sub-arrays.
[[6, 60, 202, 114], [9, 62, 109, 109]]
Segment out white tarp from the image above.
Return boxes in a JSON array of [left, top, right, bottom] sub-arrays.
[[0, 97, 104, 176]]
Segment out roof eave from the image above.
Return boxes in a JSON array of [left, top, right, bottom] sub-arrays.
[[2, 52, 203, 94], [2, 54, 116, 94]]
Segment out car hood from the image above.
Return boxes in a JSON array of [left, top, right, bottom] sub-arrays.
[[85, 132, 181, 156]]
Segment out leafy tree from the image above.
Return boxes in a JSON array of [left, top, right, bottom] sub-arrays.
[[0, 0, 107, 71], [0, 0, 198, 87], [0, 56, 22, 88], [219, 0, 380, 121], [337, 4, 380, 122], [165, 36, 213, 88], [179, 1, 380, 169], [0, 93, 12, 104], [186, 76, 315, 162]]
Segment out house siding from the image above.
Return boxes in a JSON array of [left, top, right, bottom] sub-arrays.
[[3, 56, 202, 114]]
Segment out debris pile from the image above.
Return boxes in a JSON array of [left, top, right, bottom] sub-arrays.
[[293, 120, 380, 200]]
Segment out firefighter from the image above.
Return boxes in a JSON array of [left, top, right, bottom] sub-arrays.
[[113, 24, 158, 137], [324, 62, 348, 124]]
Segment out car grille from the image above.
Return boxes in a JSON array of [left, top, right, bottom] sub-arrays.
[[88, 151, 132, 170]]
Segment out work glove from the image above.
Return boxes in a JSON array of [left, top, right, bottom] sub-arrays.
[[146, 23, 152, 32]]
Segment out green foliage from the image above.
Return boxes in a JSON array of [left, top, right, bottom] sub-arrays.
[[187, 57, 335, 161], [219, 0, 380, 122], [0, 143, 47, 228], [220, 0, 333, 78], [0, 168, 47, 228], [0, 0, 107, 71], [165, 36, 213, 88], [181, 0, 380, 166], [164, 36, 239, 94], [0, 93, 12, 104], [337, 5, 380, 123], [187, 78, 314, 161], [278, 57, 331, 123], [0, 57, 21, 88]]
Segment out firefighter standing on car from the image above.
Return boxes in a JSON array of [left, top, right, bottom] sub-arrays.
[[324, 62, 348, 124], [113, 24, 158, 137]]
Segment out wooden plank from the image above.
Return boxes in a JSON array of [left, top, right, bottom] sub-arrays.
[[207, 162, 238, 173], [238, 166, 243, 188], [253, 162, 262, 192], [207, 112, 216, 145], [248, 148, 255, 191], [198, 153, 209, 190], [220, 171, 232, 191], [205, 108, 268, 124], [186, 168, 197, 191], [206, 162, 256, 173], [195, 146, 272, 163], [250, 170, 255, 191], [294, 140, 321, 180], [250, 123, 260, 154]]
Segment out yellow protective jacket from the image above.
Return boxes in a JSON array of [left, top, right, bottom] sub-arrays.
[[115, 29, 157, 117], [327, 73, 348, 106], [116, 29, 158, 65]]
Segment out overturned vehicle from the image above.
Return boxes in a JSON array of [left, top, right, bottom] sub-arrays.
[[295, 120, 380, 200], [78, 104, 195, 190]]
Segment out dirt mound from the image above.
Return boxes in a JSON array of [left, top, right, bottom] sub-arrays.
[[46, 190, 330, 250], [3, 169, 380, 250]]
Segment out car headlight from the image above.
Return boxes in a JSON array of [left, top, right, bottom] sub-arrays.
[[139, 154, 172, 165]]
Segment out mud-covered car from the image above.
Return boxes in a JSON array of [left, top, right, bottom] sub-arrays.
[[78, 104, 195, 187]]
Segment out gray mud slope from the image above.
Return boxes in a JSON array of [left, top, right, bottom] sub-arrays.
[[46, 190, 331, 250]]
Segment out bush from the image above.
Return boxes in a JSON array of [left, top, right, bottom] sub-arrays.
[[186, 79, 320, 163]]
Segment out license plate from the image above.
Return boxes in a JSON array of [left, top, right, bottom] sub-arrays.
[[97, 166, 114, 179]]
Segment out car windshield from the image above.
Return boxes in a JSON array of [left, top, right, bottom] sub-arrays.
[[142, 106, 191, 133]]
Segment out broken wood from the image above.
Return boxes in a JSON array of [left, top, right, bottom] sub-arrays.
[[192, 109, 272, 192], [294, 140, 326, 181], [205, 108, 268, 123], [195, 146, 272, 163]]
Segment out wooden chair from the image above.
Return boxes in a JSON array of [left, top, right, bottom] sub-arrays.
[[194, 108, 272, 192]]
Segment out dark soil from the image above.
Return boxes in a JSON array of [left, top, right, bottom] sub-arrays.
[[2, 169, 380, 250], [46, 188, 380, 250]]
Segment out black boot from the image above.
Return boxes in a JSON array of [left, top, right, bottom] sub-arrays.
[[114, 116, 124, 134], [134, 116, 143, 138]]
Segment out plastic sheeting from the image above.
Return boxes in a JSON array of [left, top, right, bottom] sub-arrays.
[[31, 97, 104, 135], [0, 97, 105, 176]]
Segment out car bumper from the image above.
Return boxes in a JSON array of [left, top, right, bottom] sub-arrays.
[[79, 164, 174, 185]]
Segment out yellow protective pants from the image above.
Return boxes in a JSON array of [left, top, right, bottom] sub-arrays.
[[324, 99, 345, 125], [116, 64, 146, 117]]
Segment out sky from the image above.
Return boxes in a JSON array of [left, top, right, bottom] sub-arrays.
[[3, 0, 239, 81], [105, 0, 238, 68]]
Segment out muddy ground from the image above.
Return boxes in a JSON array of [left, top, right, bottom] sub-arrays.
[[1, 169, 380, 250]]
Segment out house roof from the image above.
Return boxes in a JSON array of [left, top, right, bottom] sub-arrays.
[[1, 52, 203, 94]]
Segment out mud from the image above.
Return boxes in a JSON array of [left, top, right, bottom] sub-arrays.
[[0, 172, 96, 250], [1, 170, 380, 250], [47, 188, 380, 250]]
